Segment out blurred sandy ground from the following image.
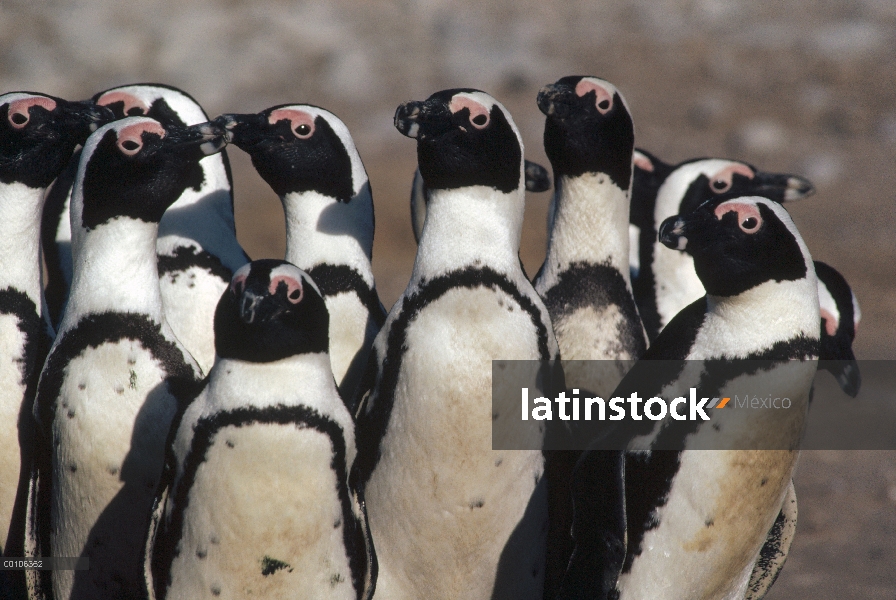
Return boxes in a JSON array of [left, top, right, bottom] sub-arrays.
[[1, 1, 894, 597]]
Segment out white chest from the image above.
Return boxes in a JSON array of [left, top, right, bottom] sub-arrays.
[[166, 422, 355, 600], [365, 285, 548, 600]]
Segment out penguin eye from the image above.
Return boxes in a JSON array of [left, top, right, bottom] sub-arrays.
[[597, 99, 611, 112], [294, 123, 313, 139], [471, 113, 489, 128], [288, 289, 302, 302], [117, 138, 143, 156], [9, 111, 29, 128], [740, 216, 761, 233], [711, 179, 731, 193]]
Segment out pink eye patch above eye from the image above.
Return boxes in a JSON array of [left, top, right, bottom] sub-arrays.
[[820, 309, 839, 337], [116, 121, 166, 154], [714, 201, 763, 233], [449, 96, 490, 129], [230, 273, 247, 295], [575, 79, 613, 114], [96, 91, 150, 116], [269, 275, 303, 304], [268, 108, 315, 137], [7, 96, 58, 128], [709, 164, 755, 192]]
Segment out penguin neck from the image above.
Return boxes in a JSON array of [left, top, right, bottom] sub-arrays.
[[411, 184, 524, 284], [281, 184, 375, 287], [62, 216, 164, 332], [702, 275, 821, 357], [157, 154, 245, 271], [0, 181, 46, 309], [542, 172, 632, 280], [206, 352, 355, 463]]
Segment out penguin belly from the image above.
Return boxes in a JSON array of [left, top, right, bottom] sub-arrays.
[[51, 339, 177, 600], [324, 291, 378, 401], [619, 450, 797, 600], [164, 423, 356, 600], [159, 264, 228, 375], [367, 285, 547, 600], [0, 312, 28, 551]]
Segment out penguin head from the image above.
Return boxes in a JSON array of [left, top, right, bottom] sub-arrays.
[[815, 260, 861, 396], [537, 76, 634, 188], [394, 89, 523, 194], [93, 83, 211, 127], [0, 92, 113, 189], [214, 259, 329, 362], [670, 158, 815, 217], [94, 84, 234, 194], [77, 116, 227, 229], [214, 104, 366, 202], [658, 195, 811, 297]]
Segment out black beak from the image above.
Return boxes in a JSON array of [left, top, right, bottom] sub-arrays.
[[658, 215, 689, 251], [238, 287, 286, 324], [165, 121, 228, 156], [536, 83, 576, 119], [394, 99, 451, 141], [62, 100, 115, 137], [753, 171, 815, 202], [524, 160, 552, 193], [213, 112, 268, 147]]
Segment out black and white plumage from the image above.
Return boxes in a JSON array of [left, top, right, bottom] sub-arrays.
[[0, 91, 110, 565], [144, 260, 375, 600], [629, 151, 815, 341], [567, 195, 820, 600], [534, 76, 647, 392], [531, 76, 647, 598], [217, 105, 385, 405], [409, 159, 552, 244], [26, 117, 223, 600], [353, 89, 561, 599], [42, 84, 248, 374]]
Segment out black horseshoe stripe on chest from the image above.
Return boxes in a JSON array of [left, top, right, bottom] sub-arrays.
[[352, 266, 551, 490], [622, 331, 818, 572], [157, 246, 234, 283], [30, 312, 200, 591], [151, 404, 367, 600], [0, 287, 48, 395], [305, 264, 387, 328], [542, 262, 647, 358]]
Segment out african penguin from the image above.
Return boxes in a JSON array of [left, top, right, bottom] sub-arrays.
[[352, 89, 561, 600], [629, 151, 815, 341], [144, 260, 375, 600], [409, 159, 552, 244], [0, 91, 110, 569], [534, 76, 647, 393], [25, 117, 223, 600], [566, 194, 820, 600], [530, 76, 648, 598], [216, 105, 385, 405], [42, 83, 248, 374]]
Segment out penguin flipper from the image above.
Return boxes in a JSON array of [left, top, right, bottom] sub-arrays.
[[142, 478, 169, 600], [23, 458, 48, 599], [558, 450, 626, 600], [745, 479, 798, 600]]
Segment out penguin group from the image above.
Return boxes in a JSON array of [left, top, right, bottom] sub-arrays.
[[0, 72, 859, 600]]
